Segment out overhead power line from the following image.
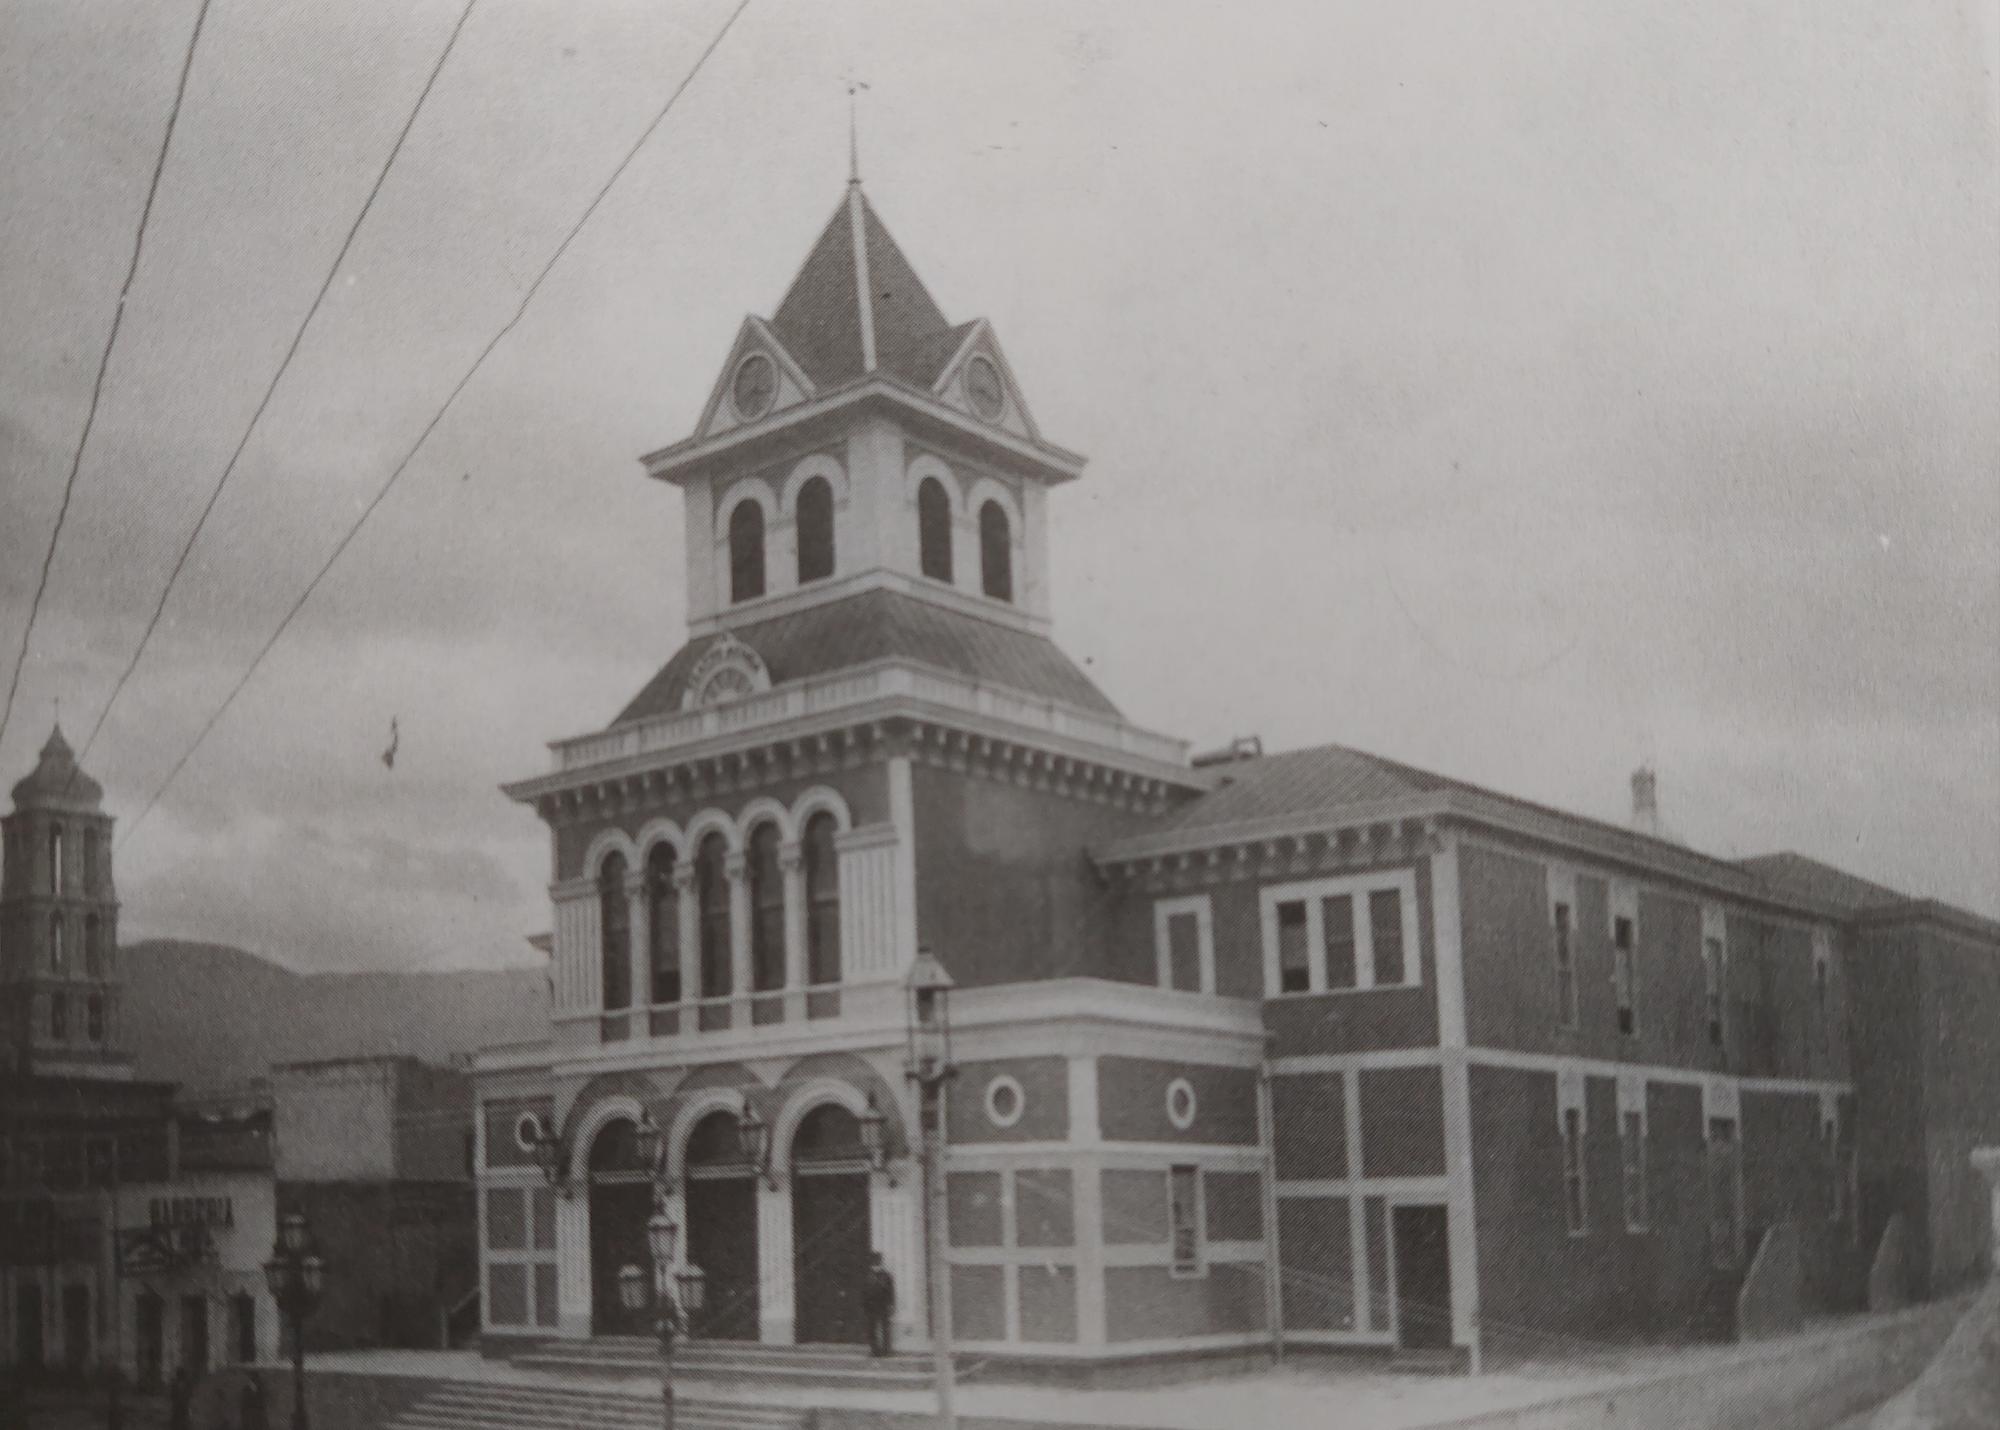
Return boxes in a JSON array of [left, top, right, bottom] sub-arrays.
[[74, 0, 483, 774], [116, 0, 755, 849], [0, 0, 216, 755]]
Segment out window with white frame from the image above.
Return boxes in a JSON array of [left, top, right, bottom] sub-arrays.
[[1561, 1107, 1587, 1235], [1703, 935, 1726, 1048], [1259, 871, 1419, 997], [1619, 1088, 1648, 1233], [1153, 896, 1215, 994], [1811, 930, 1832, 1050], [1552, 901, 1578, 1028], [1168, 1164, 1203, 1276], [1611, 899, 1638, 1037]]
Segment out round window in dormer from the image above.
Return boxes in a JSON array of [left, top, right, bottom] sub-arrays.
[[965, 355, 1004, 421], [733, 352, 777, 421], [1165, 1078, 1198, 1131], [514, 1111, 546, 1154]]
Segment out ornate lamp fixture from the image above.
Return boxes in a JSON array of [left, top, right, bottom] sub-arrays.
[[858, 1093, 895, 1186], [736, 1103, 776, 1189]]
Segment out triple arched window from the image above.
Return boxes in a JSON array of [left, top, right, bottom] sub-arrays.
[[803, 812, 841, 991], [697, 834, 733, 1000], [646, 844, 680, 1007], [748, 823, 785, 1018], [599, 853, 631, 1013]]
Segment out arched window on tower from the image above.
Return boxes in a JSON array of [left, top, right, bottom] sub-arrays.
[[49, 825, 63, 894], [86, 993, 105, 1044], [748, 823, 785, 1023], [795, 476, 834, 584], [599, 853, 631, 1014], [729, 500, 766, 603], [646, 844, 680, 1010], [803, 812, 841, 1018], [980, 500, 1013, 602], [84, 914, 103, 979], [83, 828, 101, 893], [50, 914, 64, 974], [697, 833, 733, 1015], [918, 478, 953, 583]]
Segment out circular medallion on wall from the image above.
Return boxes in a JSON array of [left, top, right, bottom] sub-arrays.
[[514, 1111, 546, 1154], [732, 352, 777, 421], [1165, 1078, 1198, 1131], [984, 1074, 1026, 1129], [964, 355, 1004, 422]]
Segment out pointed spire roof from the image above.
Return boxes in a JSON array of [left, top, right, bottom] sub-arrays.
[[769, 188, 975, 391], [11, 723, 103, 810]]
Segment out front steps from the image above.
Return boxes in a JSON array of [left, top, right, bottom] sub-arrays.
[[384, 1381, 805, 1430], [509, 1335, 945, 1393]]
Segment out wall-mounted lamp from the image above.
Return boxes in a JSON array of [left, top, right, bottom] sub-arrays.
[[736, 1103, 777, 1189], [858, 1094, 895, 1187]]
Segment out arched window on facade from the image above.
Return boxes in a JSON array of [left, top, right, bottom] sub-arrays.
[[50, 913, 64, 974], [598, 853, 631, 1013], [792, 1103, 863, 1169], [685, 1110, 747, 1174], [918, 478, 953, 582], [729, 500, 766, 603], [86, 993, 105, 1044], [646, 845, 680, 1008], [803, 812, 841, 1012], [84, 914, 103, 978], [795, 477, 834, 584], [697, 833, 733, 1005], [748, 823, 785, 1021], [979, 500, 1013, 602]]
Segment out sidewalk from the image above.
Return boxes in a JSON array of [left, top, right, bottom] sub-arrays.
[[301, 1302, 1967, 1430]]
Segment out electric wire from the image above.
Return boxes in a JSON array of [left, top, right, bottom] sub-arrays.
[[0, 0, 215, 755], [72, 0, 482, 776], [115, 0, 756, 851]]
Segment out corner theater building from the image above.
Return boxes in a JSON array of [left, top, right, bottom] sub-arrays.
[[475, 183, 1874, 1371]]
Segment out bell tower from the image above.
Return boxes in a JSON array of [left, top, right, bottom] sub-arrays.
[[0, 725, 129, 1079]]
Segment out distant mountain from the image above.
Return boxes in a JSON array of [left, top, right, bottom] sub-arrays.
[[118, 940, 549, 1093]]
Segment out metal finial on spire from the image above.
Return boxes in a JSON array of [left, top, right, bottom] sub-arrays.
[[846, 75, 870, 185]]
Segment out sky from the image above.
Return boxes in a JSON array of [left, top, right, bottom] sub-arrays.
[[1, 0, 1995, 972]]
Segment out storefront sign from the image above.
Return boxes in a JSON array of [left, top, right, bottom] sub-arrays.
[[150, 1195, 235, 1231]]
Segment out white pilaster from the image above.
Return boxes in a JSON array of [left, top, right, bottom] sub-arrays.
[[727, 853, 751, 1021], [871, 1174, 925, 1348], [836, 824, 899, 978], [556, 1193, 591, 1337], [1430, 833, 1483, 1369], [674, 866, 699, 1005], [781, 841, 808, 1018], [887, 757, 918, 973], [757, 1181, 795, 1344], [550, 882, 600, 1015]]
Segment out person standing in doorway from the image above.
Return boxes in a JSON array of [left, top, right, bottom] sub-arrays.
[[862, 1252, 895, 1357]]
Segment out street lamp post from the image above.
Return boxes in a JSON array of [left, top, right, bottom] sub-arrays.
[[261, 1213, 325, 1430], [905, 949, 958, 1430], [621, 1115, 706, 1430]]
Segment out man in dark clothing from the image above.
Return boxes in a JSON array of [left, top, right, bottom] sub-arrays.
[[861, 1252, 895, 1357]]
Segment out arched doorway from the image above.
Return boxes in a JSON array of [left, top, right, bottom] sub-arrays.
[[790, 1103, 873, 1345], [683, 1110, 760, 1340], [587, 1117, 653, 1336]]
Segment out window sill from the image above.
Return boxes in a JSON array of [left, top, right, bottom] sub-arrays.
[[1265, 982, 1423, 1001]]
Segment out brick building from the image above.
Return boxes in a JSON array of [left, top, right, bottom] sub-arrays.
[[472, 180, 1996, 1373]]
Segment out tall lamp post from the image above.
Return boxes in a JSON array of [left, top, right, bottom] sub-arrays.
[[262, 1213, 325, 1430], [620, 1117, 706, 1430], [905, 949, 958, 1430]]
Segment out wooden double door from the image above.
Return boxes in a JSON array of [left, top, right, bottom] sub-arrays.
[[684, 1175, 760, 1340], [791, 1171, 871, 1345], [589, 1180, 653, 1336]]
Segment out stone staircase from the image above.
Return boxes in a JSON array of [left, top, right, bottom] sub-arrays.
[[509, 1335, 944, 1393], [383, 1380, 806, 1430]]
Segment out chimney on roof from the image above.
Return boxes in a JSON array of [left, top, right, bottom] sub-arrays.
[[1192, 734, 1263, 770], [1630, 766, 1662, 838]]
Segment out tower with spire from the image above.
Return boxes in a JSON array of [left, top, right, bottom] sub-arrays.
[[1, 725, 129, 1079]]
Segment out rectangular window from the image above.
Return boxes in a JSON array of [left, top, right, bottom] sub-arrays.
[[1168, 1165, 1203, 1276], [1612, 915, 1636, 1036], [1153, 896, 1214, 994], [1823, 1115, 1845, 1223], [1561, 1107, 1587, 1235], [1703, 936, 1725, 1047], [1321, 895, 1358, 990], [1553, 902, 1578, 1028], [1261, 872, 1421, 997], [49, 992, 67, 1041], [1620, 1111, 1648, 1231], [1277, 901, 1310, 993], [1368, 889, 1406, 986]]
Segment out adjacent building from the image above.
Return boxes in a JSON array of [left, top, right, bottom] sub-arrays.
[[471, 178, 1996, 1375]]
